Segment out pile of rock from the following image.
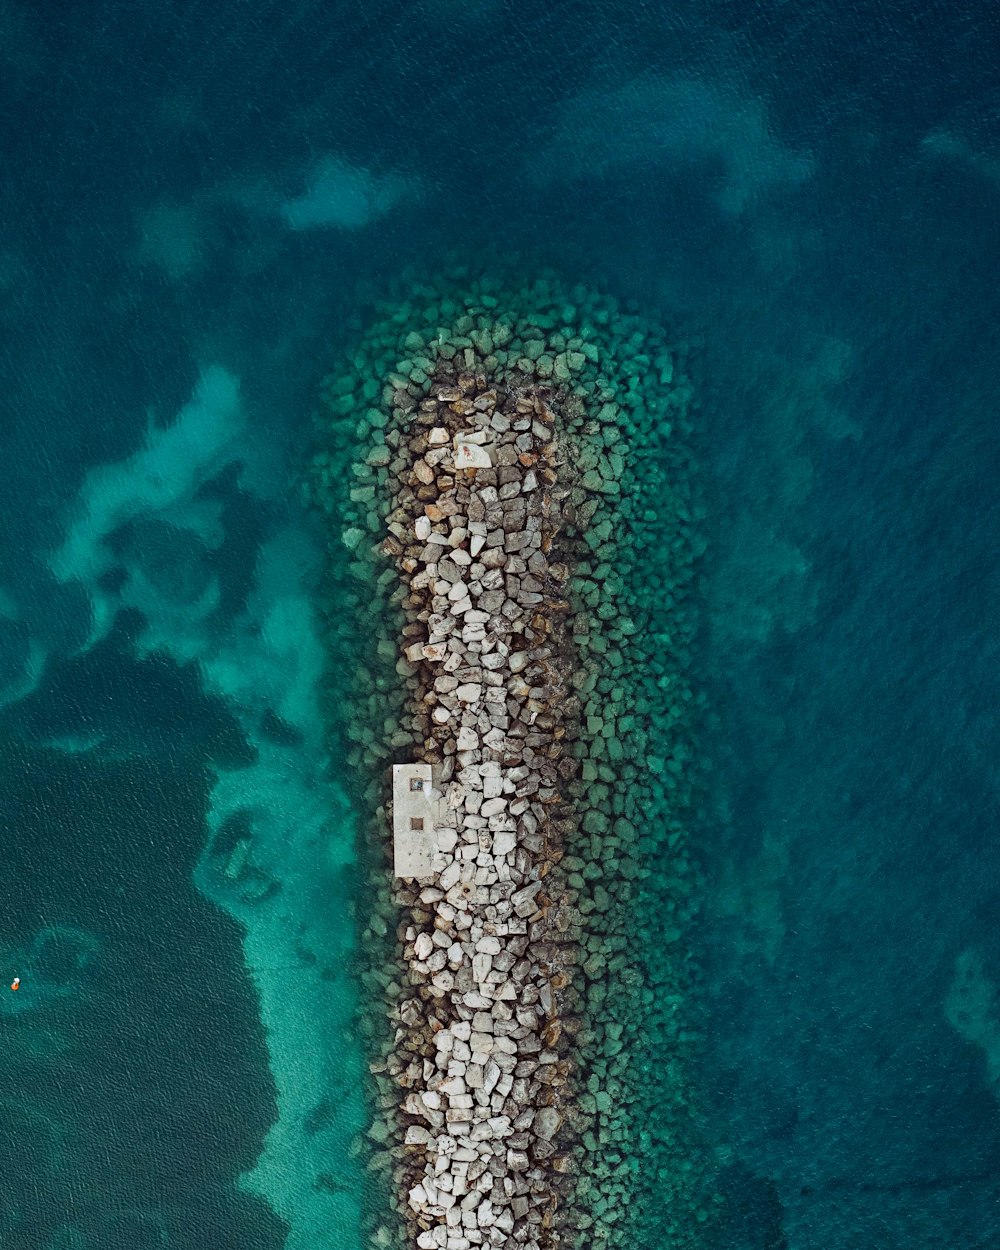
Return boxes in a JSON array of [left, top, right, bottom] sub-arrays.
[[309, 271, 717, 1250], [377, 370, 583, 1250]]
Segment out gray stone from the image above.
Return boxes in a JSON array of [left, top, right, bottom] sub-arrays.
[[533, 1106, 561, 1141]]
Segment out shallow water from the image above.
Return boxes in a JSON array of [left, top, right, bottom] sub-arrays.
[[1, 1, 998, 1247]]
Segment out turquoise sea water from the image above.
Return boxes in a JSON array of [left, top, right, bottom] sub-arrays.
[[1, 2, 998, 1247]]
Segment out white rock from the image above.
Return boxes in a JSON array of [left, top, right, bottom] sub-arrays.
[[454, 439, 493, 470], [428, 427, 450, 445], [446, 881, 476, 908], [456, 683, 482, 703], [415, 932, 435, 960], [457, 726, 479, 751], [480, 797, 506, 818], [492, 829, 516, 857], [469, 1031, 494, 1054], [469, 533, 486, 557], [439, 861, 462, 891], [415, 515, 432, 541], [437, 828, 459, 854]]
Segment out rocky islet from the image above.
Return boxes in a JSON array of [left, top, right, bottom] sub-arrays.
[[307, 270, 717, 1249]]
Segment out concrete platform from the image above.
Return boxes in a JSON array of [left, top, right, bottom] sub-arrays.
[[392, 763, 444, 878]]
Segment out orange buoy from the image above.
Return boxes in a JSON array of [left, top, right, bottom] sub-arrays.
[[10, 977, 19, 991]]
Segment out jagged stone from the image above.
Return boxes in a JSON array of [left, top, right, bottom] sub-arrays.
[[314, 286, 705, 1250]]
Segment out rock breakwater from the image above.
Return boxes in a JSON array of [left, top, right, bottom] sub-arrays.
[[378, 374, 579, 1250], [307, 269, 718, 1250]]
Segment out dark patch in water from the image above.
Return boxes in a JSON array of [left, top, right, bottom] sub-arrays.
[[260, 707, 305, 748]]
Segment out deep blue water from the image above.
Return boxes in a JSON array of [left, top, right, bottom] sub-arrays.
[[1, 1, 998, 1247]]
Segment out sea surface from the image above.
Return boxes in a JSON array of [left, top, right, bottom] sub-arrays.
[[1, 1, 998, 1247]]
